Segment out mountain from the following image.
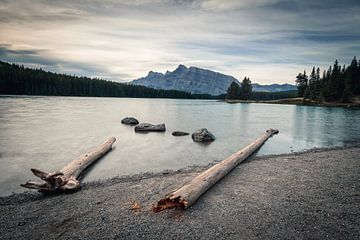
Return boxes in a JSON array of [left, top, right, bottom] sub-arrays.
[[251, 83, 297, 92], [131, 65, 240, 95], [131, 65, 296, 95]]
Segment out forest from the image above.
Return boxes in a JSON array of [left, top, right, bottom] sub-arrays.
[[295, 57, 360, 102], [0, 61, 214, 99], [0, 60, 297, 100]]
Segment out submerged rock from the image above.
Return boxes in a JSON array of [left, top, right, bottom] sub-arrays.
[[135, 123, 166, 132], [172, 131, 190, 136], [121, 117, 139, 125], [192, 128, 216, 142]]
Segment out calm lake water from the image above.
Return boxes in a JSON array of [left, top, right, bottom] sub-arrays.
[[0, 96, 359, 196]]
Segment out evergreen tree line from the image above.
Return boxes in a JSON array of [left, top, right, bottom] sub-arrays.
[[226, 77, 253, 100], [226, 77, 297, 100], [0, 61, 216, 99], [0, 60, 299, 100], [295, 57, 360, 102]]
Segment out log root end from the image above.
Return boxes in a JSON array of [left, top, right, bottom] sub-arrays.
[[267, 128, 279, 134], [21, 169, 81, 192], [21, 137, 116, 192], [153, 196, 188, 212]]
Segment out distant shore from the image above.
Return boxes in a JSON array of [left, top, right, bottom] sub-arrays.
[[3, 94, 360, 108], [1, 146, 359, 239], [225, 97, 360, 108]]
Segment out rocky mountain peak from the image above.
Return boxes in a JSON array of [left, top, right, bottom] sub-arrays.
[[173, 64, 188, 73], [131, 65, 296, 95]]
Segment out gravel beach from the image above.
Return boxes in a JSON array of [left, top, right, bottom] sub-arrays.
[[1, 147, 359, 240]]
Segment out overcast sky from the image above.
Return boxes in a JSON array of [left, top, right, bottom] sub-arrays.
[[0, 0, 359, 84]]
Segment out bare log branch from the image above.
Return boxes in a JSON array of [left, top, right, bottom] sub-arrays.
[[154, 129, 279, 212], [21, 137, 116, 192]]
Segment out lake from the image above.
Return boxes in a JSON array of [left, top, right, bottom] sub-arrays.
[[0, 95, 359, 196]]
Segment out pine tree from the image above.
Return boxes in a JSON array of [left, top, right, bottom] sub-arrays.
[[295, 70, 308, 97], [312, 67, 321, 101], [239, 77, 252, 100], [349, 56, 360, 95], [307, 67, 316, 99], [226, 81, 241, 100], [342, 56, 359, 101], [322, 66, 332, 100], [326, 59, 344, 101], [342, 71, 352, 102]]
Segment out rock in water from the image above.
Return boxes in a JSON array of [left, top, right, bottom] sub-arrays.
[[192, 128, 216, 142], [172, 131, 190, 136], [121, 117, 139, 125], [135, 123, 166, 132]]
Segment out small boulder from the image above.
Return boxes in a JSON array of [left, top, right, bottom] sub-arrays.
[[172, 131, 190, 136], [135, 123, 166, 132], [121, 117, 139, 125], [192, 128, 216, 142]]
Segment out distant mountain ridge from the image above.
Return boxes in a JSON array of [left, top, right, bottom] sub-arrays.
[[252, 83, 297, 92], [131, 65, 296, 95]]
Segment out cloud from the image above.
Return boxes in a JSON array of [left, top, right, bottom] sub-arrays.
[[194, 0, 278, 11], [0, 44, 132, 80], [0, 0, 359, 84], [268, 0, 360, 11], [0, 44, 59, 66]]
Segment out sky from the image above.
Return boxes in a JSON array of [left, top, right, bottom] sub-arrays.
[[0, 0, 359, 84]]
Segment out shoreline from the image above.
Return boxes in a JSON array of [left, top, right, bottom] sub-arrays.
[[1, 143, 359, 200], [1, 146, 359, 239], [2, 94, 360, 108], [225, 97, 360, 108]]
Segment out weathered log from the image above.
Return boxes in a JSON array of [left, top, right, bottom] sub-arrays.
[[154, 129, 279, 212], [20, 137, 116, 192]]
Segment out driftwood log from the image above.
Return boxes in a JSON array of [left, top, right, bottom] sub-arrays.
[[154, 129, 279, 212], [21, 137, 116, 192]]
